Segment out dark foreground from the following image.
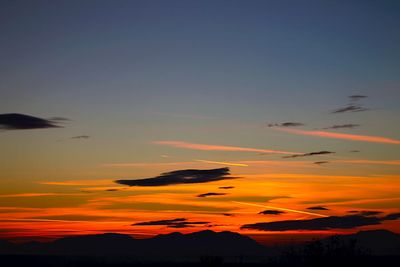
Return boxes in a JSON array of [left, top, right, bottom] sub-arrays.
[[1, 254, 399, 267]]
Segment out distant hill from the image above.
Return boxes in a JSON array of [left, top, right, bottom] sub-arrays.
[[0, 230, 267, 261]]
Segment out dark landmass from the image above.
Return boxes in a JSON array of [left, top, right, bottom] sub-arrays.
[[0, 229, 399, 266]]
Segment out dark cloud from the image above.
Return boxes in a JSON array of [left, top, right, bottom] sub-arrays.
[[382, 213, 400, 221], [307, 206, 329, 210], [349, 150, 360, 153], [115, 167, 235, 187], [259, 210, 285, 215], [283, 151, 334, 159], [219, 186, 235, 189], [222, 213, 234, 217], [267, 122, 304, 127], [197, 192, 227, 198], [105, 189, 119, 192], [133, 218, 209, 228], [71, 135, 90, 139], [0, 113, 65, 130], [349, 95, 368, 102], [241, 213, 400, 231], [332, 105, 369, 113], [314, 161, 329, 165], [323, 124, 360, 130]]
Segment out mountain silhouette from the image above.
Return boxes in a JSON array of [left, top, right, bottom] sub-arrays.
[[0, 230, 267, 261]]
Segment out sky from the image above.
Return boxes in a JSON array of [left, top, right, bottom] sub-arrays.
[[0, 0, 399, 244]]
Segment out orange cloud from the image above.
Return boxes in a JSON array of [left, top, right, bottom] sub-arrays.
[[276, 128, 400, 144], [153, 140, 301, 155], [195, 159, 249, 167]]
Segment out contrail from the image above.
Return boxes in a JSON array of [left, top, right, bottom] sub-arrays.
[[232, 201, 328, 217]]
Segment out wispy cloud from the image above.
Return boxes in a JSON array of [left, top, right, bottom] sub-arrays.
[[219, 186, 235, 189], [276, 128, 400, 145], [0, 113, 66, 130], [283, 151, 335, 159], [195, 159, 248, 167], [232, 201, 328, 217], [332, 105, 368, 113], [314, 161, 329, 165], [267, 122, 304, 127], [258, 210, 285, 215], [196, 192, 227, 198], [241, 213, 400, 231], [132, 218, 209, 228], [322, 124, 360, 130], [349, 95, 368, 102], [115, 167, 235, 186], [71, 135, 90, 139], [307, 206, 329, 211], [153, 140, 301, 155]]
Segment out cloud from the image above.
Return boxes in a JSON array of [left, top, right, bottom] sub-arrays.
[[382, 213, 400, 220], [349, 211, 383, 216], [259, 210, 285, 215], [332, 105, 369, 113], [323, 124, 360, 130], [197, 192, 227, 198], [219, 186, 235, 189], [307, 206, 329, 211], [267, 122, 304, 127], [195, 159, 248, 167], [71, 135, 90, 139], [314, 161, 329, 165], [115, 167, 236, 186], [0, 113, 65, 130], [241, 213, 400, 231], [283, 151, 335, 159], [153, 140, 300, 155], [132, 218, 209, 228], [276, 128, 400, 145], [349, 95, 368, 102]]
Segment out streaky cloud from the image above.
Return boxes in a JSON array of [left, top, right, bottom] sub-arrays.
[[115, 167, 235, 186], [267, 122, 304, 127], [197, 192, 227, 198], [323, 124, 360, 130], [241, 213, 400, 231], [259, 210, 285, 215], [283, 151, 334, 159], [0, 113, 65, 130], [133, 218, 209, 228], [276, 127, 400, 145], [332, 104, 369, 113], [307, 206, 329, 211], [153, 140, 301, 155]]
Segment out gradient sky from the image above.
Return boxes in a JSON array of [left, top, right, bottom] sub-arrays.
[[0, 0, 399, 244]]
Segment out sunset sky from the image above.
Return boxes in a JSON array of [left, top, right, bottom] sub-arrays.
[[1, 0, 399, 245]]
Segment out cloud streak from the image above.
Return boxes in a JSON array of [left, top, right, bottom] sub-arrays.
[[132, 218, 209, 228], [322, 124, 360, 130], [0, 113, 65, 130], [153, 140, 301, 155], [195, 159, 249, 167], [267, 122, 304, 127], [115, 167, 235, 186], [241, 213, 400, 231], [283, 151, 335, 159], [197, 192, 227, 198], [276, 128, 400, 145]]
